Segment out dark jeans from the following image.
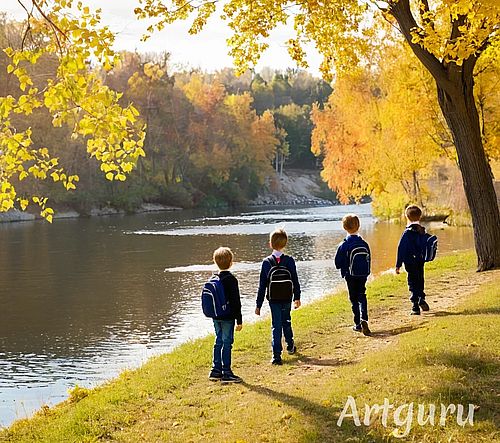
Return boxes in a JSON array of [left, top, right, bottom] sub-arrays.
[[345, 276, 368, 326], [404, 262, 426, 305], [270, 302, 293, 357], [212, 319, 235, 373]]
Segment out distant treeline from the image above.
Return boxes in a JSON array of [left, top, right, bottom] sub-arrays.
[[0, 17, 332, 211]]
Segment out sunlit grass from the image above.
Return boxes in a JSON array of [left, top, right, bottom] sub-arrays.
[[3, 251, 499, 442]]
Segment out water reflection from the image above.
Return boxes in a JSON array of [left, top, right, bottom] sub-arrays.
[[0, 204, 473, 426]]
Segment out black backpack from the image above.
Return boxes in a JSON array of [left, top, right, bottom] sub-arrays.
[[266, 255, 294, 302]]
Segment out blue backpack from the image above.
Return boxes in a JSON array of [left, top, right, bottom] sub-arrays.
[[348, 244, 371, 277], [201, 274, 231, 318], [419, 233, 438, 262]]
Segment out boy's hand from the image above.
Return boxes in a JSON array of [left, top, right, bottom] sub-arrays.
[[395, 267, 400, 274], [255, 307, 261, 316], [293, 300, 301, 309], [236, 324, 243, 331]]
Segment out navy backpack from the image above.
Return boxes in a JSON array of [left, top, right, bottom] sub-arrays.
[[201, 274, 231, 318], [419, 233, 438, 262], [348, 244, 371, 277]]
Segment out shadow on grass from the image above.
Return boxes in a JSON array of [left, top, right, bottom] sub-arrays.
[[428, 307, 500, 317], [418, 351, 499, 431], [296, 356, 352, 367], [371, 324, 422, 338], [241, 382, 379, 443]]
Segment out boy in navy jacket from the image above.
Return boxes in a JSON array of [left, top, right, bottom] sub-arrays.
[[334, 214, 371, 336], [396, 205, 429, 315], [209, 247, 243, 383], [255, 228, 301, 365], [396, 205, 430, 315]]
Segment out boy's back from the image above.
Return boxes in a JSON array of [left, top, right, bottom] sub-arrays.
[[256, 253, 301, 307], [217, 270, 242, 325], [396, 223, 427, 268], [334, 235, 371, 278]]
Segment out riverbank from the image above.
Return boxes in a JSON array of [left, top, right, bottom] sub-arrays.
[[0, 203, 183, 223], [1, 251, 498, 442]]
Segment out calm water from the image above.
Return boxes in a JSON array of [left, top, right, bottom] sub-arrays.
[[0, 204, 473, 427]]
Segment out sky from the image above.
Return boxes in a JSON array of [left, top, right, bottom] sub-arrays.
[[1, 0, 323, 75]]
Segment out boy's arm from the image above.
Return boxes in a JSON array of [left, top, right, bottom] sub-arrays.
[[288, 257, 301, 301], [396, 232, 408, 269], [229, 277, 242, 325], [256, 260, 269, 309], [334, 242, 344, 270]]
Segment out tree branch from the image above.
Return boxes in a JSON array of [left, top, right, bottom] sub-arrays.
[[389, 0, 454, 95]]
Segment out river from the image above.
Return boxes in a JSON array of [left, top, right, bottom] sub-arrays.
[[0, 204, 473, 427]]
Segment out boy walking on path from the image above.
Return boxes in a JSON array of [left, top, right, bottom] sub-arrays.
[[209, 247, 243, 383], [396, 205, 431, 315], [255, 228, 301, 365], [335, 214, 372, 336]]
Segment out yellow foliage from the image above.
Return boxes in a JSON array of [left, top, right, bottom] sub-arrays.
[[311, 45, 447, 206], [0, 0, 146, 220]]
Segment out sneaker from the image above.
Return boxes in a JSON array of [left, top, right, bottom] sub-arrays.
[[419, 300, 430, 311], [221, 372, 243, 383], [410, 307, 421, 315], [360, 320, 371, 336], [286, 342, 297, 355], [352, 325, 362, 332], [208, 369, 223, 381], [271, 356, 283, 365]]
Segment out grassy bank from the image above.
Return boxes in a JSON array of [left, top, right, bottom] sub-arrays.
[[1, 252, 499, 442]]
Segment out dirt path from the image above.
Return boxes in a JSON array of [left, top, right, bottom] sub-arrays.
[[294, 268, 500, 374]]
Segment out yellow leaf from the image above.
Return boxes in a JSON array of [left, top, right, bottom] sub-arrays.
[[106, 172, 114, 181], [19, 199, 29, 210]]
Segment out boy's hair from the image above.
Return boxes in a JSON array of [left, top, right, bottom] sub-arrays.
[[270, 228, 288, 250], [405, 205, 422, 222], [213, 247, 233, 270], [342, 214, 360, 233]]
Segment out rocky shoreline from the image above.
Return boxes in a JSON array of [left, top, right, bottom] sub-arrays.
[[0, 203, 182, 223], [250, 169, 334, 207]]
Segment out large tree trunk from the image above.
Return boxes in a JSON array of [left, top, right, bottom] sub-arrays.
[[436, 76, 500, 271]]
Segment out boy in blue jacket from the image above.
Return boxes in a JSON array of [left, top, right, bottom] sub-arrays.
[[255, 228, 301, 365], [396, 205, 430, 315], [334, 214, 372, 336]]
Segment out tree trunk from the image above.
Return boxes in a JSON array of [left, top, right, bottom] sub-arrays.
[[436, 78, 500, 271]]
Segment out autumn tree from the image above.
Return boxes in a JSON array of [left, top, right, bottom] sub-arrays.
[[311, 47, 446, 214], [135, 0, 500, 270], [0, 2, 145, 220]]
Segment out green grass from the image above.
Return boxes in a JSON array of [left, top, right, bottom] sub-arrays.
[[1, 251, 499, 442]]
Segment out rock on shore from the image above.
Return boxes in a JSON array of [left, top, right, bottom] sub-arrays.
[[250, 169, 334, 206]]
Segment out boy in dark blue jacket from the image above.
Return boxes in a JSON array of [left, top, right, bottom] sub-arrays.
[[209, 247, 243, 383], [396, 205, 430, 315], [255, 228, 301, 365], [334, 214, 372, 336]]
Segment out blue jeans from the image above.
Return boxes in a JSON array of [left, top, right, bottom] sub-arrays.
[[346, 276, 368, 326], [270, 302, 293, 357], [212, 319, 235, 373]]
